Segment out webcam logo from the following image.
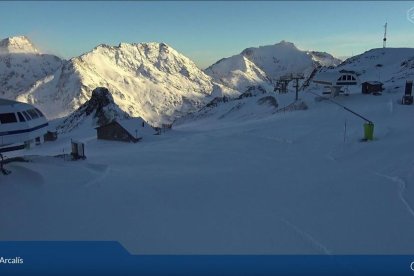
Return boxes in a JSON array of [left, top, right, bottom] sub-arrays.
[[408, 7, 414, 24]]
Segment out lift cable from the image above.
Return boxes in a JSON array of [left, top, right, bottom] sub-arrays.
[[307, 91, 373, 124]]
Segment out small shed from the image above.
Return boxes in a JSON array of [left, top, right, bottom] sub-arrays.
[[362, 81, 383, 94], [96, 118, 155, 143]]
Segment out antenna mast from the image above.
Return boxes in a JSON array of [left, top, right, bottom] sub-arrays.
[[383, 22, 387, 48]]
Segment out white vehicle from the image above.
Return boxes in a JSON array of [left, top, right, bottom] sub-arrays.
[[0, 98, 49, 152]]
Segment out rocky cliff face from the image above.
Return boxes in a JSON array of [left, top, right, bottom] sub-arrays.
[[56, 87, 130, 133]]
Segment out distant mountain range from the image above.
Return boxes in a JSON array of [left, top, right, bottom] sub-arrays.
[[5, 37, 233, 126], [1, 35, 413, 127]]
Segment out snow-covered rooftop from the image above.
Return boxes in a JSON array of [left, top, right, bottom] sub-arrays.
[[0, 98, 19, 106], [115, 118, 156, 138], [313, 72, 343, 84], [313, 71, 358, 85], [362, 81, 383, 85]]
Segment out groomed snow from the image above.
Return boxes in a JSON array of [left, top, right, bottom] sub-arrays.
[[1, 85, 414, 254]]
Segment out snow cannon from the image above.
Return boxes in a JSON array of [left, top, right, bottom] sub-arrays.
[[363, 122, 374, 141]]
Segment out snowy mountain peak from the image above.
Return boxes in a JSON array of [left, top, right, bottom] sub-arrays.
[[206, 41, 340, 92], [204, 54, 273, 93], [20, 40, 228, 126], [275, 40, 297, 48], [241, 40, 298, 58], [86, 41, 193, 70], [0, 36, 39, 54], [0, 35, 63, 99]]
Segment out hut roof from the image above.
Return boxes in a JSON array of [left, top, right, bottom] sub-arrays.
[[362, 81, 383, 85], [313, 72, 341, 84], [313, 71, 358, 86], [97, 118, 156, 138], [0, 98, 18, 106]]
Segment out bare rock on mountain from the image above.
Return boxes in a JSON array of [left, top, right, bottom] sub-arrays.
[[57, 87, 130, 133]]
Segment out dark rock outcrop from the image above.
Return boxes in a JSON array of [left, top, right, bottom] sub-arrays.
[[257, 96, 278, 108], [57, 87, 130, 133], [237, 85, 267, 99]]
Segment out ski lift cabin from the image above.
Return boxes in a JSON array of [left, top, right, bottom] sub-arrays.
[[0, 99, 49, 152], [313, 71, 358, 96]]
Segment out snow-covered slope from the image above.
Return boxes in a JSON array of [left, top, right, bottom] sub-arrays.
[[204, 55, 273, 93], [176, 85, 309, 129], [206, 41, 341, 93], [0, 36, 63, 99], [17, 42, 234, 126], [308, 51, 342, 68], [309, 48, 414, 95], [336, 48, 414, 89], [2, 82, 414, 254]]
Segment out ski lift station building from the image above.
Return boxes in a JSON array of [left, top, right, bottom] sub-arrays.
[[0, 98, 49, 150], [313, 71, 359, 96]]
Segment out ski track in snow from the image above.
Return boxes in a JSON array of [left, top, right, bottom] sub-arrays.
[[84, 164, 110, 187], [1, 44, 414, 254], [245, 133, 294, 144], [280, 218, 331, 255], [374, 172, 414, 220], [4, 164, 45, 186]]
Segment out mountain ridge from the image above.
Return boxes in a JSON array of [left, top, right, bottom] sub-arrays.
[[7, 36, 413, 128], [15, 40, 234, 126]]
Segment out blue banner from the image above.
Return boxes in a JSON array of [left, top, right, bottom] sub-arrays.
[[0, 241, 413, 275]]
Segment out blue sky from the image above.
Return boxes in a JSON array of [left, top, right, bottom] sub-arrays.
[[1, 1, 413, 68]]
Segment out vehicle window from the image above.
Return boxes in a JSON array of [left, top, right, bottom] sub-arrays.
[[351, 76, 356, 80], [35, 108, 45, 117], [27, 109, 40, 119], [0, 113, 18, 124], [17, 112, 26, 122], [22, 111, 32, 121]]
